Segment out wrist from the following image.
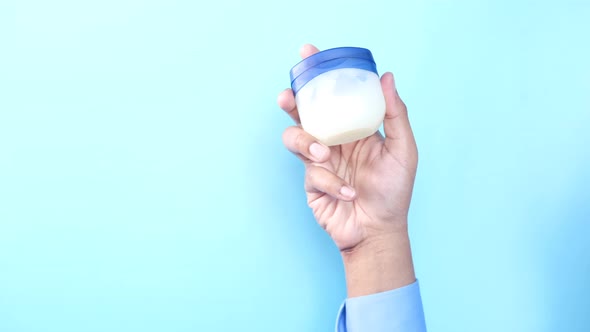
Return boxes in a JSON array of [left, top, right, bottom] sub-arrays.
[[341, 224, 415, 298]]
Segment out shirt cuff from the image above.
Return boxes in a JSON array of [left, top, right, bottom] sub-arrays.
[[335, 280, 426, 332]]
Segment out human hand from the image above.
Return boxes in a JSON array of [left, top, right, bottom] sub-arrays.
[[278, 44, 418, 252], [279, 44, 418, 296]]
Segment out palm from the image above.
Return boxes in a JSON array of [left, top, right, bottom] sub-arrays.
[[307, 133, 416, 250]]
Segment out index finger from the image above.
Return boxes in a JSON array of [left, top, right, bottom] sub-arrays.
[[277, 44, 321, 124], [277, 88, 299, 123]]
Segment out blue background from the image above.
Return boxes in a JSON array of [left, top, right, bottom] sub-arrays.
[[1, 1, 589, 331]]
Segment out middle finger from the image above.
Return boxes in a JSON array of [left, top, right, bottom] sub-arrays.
[[282, 126, 330, 163]]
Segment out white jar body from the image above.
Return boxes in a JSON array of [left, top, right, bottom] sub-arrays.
[[295, 68, 386, 146]]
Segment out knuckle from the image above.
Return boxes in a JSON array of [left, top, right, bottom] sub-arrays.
[[277, 89, 294, 110], [306, 166, 318, 182], [307, 166, 327, 188], [398, 100, 408, 114], [276, 92, 285, 108], [294, 131, 307, 150], [281, 129, 289, 143], [282, 126, 296, 145]]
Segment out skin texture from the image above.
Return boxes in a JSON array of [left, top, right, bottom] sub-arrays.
[[278, 44, 419, 297]]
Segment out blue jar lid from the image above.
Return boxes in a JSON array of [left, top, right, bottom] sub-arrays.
[[289, 47, 378, 95]]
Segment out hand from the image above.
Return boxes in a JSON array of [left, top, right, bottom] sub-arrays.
[[278, 44, 418, 252]]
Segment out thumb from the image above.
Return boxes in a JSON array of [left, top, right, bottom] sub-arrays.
[[381, 72, 415, 151]]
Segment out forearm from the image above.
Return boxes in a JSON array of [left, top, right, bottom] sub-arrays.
[[341, 224, 415, 298]]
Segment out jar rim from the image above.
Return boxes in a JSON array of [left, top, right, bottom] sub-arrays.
[[289, 47, 378, 95]]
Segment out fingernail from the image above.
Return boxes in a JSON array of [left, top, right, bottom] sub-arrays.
[[309, 142, 329, 161], [339, 186, 356, 199]]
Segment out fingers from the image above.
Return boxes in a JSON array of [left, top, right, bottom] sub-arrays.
[[300, 44, 320, 59], [277, 88, 300, 123], [282, 126, 330, 163], [305, 165, 356, 201], [278, 44, 321, 124], [381, 72, 415, 149]]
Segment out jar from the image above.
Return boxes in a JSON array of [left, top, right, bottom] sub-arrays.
[[289, 47, 386, 146]]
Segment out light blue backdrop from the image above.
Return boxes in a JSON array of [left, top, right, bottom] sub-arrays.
[[1, 1, 588, 331]]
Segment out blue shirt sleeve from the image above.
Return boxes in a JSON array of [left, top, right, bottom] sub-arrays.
[[335, 280, 426, 332]]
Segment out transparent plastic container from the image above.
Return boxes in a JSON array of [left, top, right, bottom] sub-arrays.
[[289, 47, 386, 146]]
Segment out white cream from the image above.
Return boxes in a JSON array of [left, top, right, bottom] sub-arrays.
[[295, 68, 386, 146]]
